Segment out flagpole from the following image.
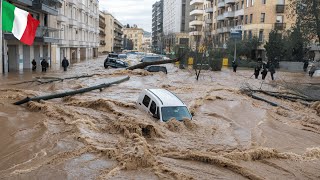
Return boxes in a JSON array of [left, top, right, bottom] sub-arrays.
[[0, 0, 3, 75]]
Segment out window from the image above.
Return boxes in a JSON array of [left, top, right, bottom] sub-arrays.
[[262, 0, 266, 4], [259, 30, 264, 42], [277, 0, 285, 4], [142, 95, 151, 107], [246, 0, 249, 7], [260, 13, 265, 23], [276, 15, 283, 23], [251, 0, 254, 6], [244, 30, 247, 38], [249, 30, 252, 39], [245, 15, 248, 24], [250, 14, 253, 23], [149, 101, 156, 115]]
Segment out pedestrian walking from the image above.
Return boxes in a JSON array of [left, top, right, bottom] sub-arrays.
[[303, 60, 309, 72], [62, 57, 69, 71], [31, 59, 37, 71], [41, 58, 48, 72], [254, 65, 261, 79], [232, 59, 238, 72], [269, 63, 276, 80], [261, 62, 268, 80], [309, 65, 316, 77]]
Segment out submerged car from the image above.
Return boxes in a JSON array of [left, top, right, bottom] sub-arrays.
[[140, 56, 162, 62], [118, 54, 127, 59], [144, 66, 167, 74], [137, 89, 192, 122], [104, 58, 128, 68]]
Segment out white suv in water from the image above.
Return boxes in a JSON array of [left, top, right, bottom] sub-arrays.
[[137, 89, 192, 122]]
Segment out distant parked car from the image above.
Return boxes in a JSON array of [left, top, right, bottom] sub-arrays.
[[140, 56, 162, 62], [144, 66, 167, 74], [137, 89, 192, 122], [104, 58, 128, 68]]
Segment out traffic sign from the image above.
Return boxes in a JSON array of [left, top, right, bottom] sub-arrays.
[[230, 32, 242, 39]]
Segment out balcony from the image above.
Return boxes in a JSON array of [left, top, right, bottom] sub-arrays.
[[78, 22, 86, 29], [35, 26, 59, 43], [205, 19, 212, 24], [190, 9, 204, 16], [217, 14, 224, 21], [15, 0, 33, 6], [32, 0, 61, 16], [235, 9, 244, 16], [223, 26, 231, 33], [225, 0, 235, 4], [224, 11, 235, 18], [218, 1, 225, 8], [99, 30, 106, 36], [189, 20, 204, 26], [189, 31, 201, 36], [69, 40, 79, 46], [58, 40, 69, 45], [78, 1, 86, 11], [217, 28, 223, 33], [68, 0, 77, 5], [274, 23, 286, 30], [205, 7, 213, 13], [57, 15, 68, 22], [276, 4, 285, 13], [190, 0, 204, 5], [69, 19, 78, 27]]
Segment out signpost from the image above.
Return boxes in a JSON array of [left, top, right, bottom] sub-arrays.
[[230, 30, 242, 63], [0, 0, 3, 74]]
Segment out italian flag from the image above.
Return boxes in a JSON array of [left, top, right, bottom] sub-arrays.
[[2, 0, 40, 45]]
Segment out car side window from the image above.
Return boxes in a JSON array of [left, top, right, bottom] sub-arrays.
[[150, 101, 156, 114], [142, 95, 151, 107]]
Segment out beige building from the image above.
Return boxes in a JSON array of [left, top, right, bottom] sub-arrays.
[[123, 26, 144, 52], [98, 11, 123, 53], [51, 0, 99, 68], [212, 0, 295, 53]]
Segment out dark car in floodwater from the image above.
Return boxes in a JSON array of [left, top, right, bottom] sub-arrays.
[[104, 58, 128, 68], [144, 66, 167, 74]]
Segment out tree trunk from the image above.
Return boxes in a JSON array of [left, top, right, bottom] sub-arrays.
[[126, 58, 180, 70], [14, 76, 130, 105]]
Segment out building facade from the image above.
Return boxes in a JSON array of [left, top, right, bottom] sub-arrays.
[[211, 0, 294, 56], [152, 0, 164, 53], [123, 26, 144, 52], [2, 0, 62, 73], [52, 0, 99, 68], [98, 11, 123, 54], [99, 12, 106, 54], [142, 32, 152, 53]]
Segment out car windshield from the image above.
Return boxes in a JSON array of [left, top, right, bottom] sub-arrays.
[[142, 56, 161, 62], [161, 106, 192, 122], [109, 54, 118, 58]]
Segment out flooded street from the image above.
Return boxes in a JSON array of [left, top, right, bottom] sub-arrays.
[[1, 55, 320, 180]]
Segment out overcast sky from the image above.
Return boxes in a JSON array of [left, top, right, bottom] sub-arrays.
[[99, 0, 158, 32]]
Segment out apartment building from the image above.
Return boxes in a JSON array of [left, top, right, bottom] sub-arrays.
[[2, 0, 61, 73], [152, 0, 164, 53], [189, 0, 205, 49], [52, 0, 99, 68], [163, 0, 191, 52], [142, 32, 152, 53], [123, 26, 144, 52], [211, 0, 294, 57], [98, 11, 123, 53], [99, 12, 106, 54]]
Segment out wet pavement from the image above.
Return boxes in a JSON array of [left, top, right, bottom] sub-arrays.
[[0, 55, 320, 180]]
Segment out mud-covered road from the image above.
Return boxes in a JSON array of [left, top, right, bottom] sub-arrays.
[[0, 55, 320, 180]]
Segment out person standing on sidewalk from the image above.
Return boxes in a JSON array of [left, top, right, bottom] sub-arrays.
[[62, 57, 69, 71], [232, 59, 238, 72], [31, 59, 37, 71], [269, 63, 276, 80]]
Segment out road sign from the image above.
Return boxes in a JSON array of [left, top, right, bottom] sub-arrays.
[[230, 32, 242, 39]]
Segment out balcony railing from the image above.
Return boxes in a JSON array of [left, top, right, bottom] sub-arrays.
[[32, 0, 61, 16], [205, 19, 213, 24], [190, 9, 204, 16], [224, 11, 235, 18], [276, 4, 285, 13], [218, 0, 225, 8], [217, 14, 224, 21], [225, 0, 235, 4], [190, 0, 204, 6], [205, 7, 213, 13], [274, 23, 286, 30]]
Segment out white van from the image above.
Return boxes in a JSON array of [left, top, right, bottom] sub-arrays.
[[137, 89, 192, 122]]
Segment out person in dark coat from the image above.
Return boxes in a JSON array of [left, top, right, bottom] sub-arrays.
[[261, 62, 268, 80], [303, 60, 309, 72], [309, 65, 316, 77], [41, 59, 48, 72], [254, 65, 261, 79], [32, 59, 37, 71], [269, 63, 276, 80], [232, 59, 238, 72], [62, 57, 69, 71]]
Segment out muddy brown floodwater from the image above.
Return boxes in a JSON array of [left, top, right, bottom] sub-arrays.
[[0, 55, 320, 180]]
